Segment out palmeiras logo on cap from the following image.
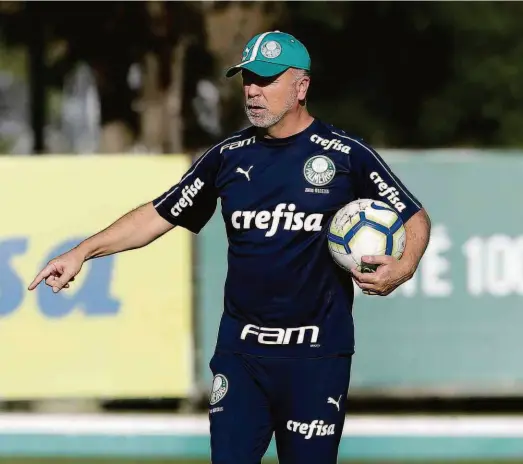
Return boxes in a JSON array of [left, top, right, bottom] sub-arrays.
[[210, 374, 228, 405], [304, 155, 336, 186], [261, 40, 282, 59]]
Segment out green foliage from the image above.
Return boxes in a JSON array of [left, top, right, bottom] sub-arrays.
[[1, 1, 523, 148], [0, 459, 518, 464], [282, 1, 523, 148]]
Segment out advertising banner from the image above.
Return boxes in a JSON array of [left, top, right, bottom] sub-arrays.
[[197, 151, 523, 396], [0, 156, 194, 399]]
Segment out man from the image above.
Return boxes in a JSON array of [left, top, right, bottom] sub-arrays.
[[29, 31, 431, 464]]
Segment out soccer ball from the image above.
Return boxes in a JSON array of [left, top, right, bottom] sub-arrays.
[[327, 199, 406, 272]]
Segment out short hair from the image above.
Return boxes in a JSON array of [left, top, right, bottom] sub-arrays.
[[291, 68, 310, 106], [292, 68, 310, 81]]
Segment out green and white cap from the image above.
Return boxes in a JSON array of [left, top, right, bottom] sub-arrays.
[[225, 30, 311, 78]]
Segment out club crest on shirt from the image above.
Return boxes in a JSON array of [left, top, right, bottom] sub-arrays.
[[303, 155, 336, 187], [210, 374, 228, 405]]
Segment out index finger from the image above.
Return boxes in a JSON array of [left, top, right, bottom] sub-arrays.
[[28, 265, 53, 291]]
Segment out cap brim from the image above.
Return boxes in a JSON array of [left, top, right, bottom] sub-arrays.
[[225, 60, 290, 78]]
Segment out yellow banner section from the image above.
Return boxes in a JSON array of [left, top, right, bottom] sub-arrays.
[[0, 155, 193, 399]]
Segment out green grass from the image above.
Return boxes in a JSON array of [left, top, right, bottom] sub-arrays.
[[1, 460, 523, 464]]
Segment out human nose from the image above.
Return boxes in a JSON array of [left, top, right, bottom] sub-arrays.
[[246, 83, 262, 98]]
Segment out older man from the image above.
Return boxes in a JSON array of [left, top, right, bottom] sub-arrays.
[[29, 31, 431, 464]]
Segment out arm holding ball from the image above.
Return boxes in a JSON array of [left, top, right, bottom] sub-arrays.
[[352, 208, 431, 296]]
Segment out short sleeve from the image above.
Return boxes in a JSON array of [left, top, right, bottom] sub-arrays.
[[349, 139, 422, 223], [153, 147, 222, 234]]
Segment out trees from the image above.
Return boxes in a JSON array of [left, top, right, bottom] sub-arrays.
[[281, 1, 523, 148], [1, 1, 522, 152], [0, 1, 282, 153]]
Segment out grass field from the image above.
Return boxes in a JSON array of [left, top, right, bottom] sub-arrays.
[[3, 414, 523, 463], [2, 460, 523, 464]]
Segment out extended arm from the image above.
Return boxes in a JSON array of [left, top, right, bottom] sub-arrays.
[[28, 202, 175, 292], [29, 145, 222, 294], [79, 202, 174, 260]]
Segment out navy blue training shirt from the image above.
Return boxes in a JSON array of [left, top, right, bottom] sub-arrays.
[[153, 119, 422, 358]]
